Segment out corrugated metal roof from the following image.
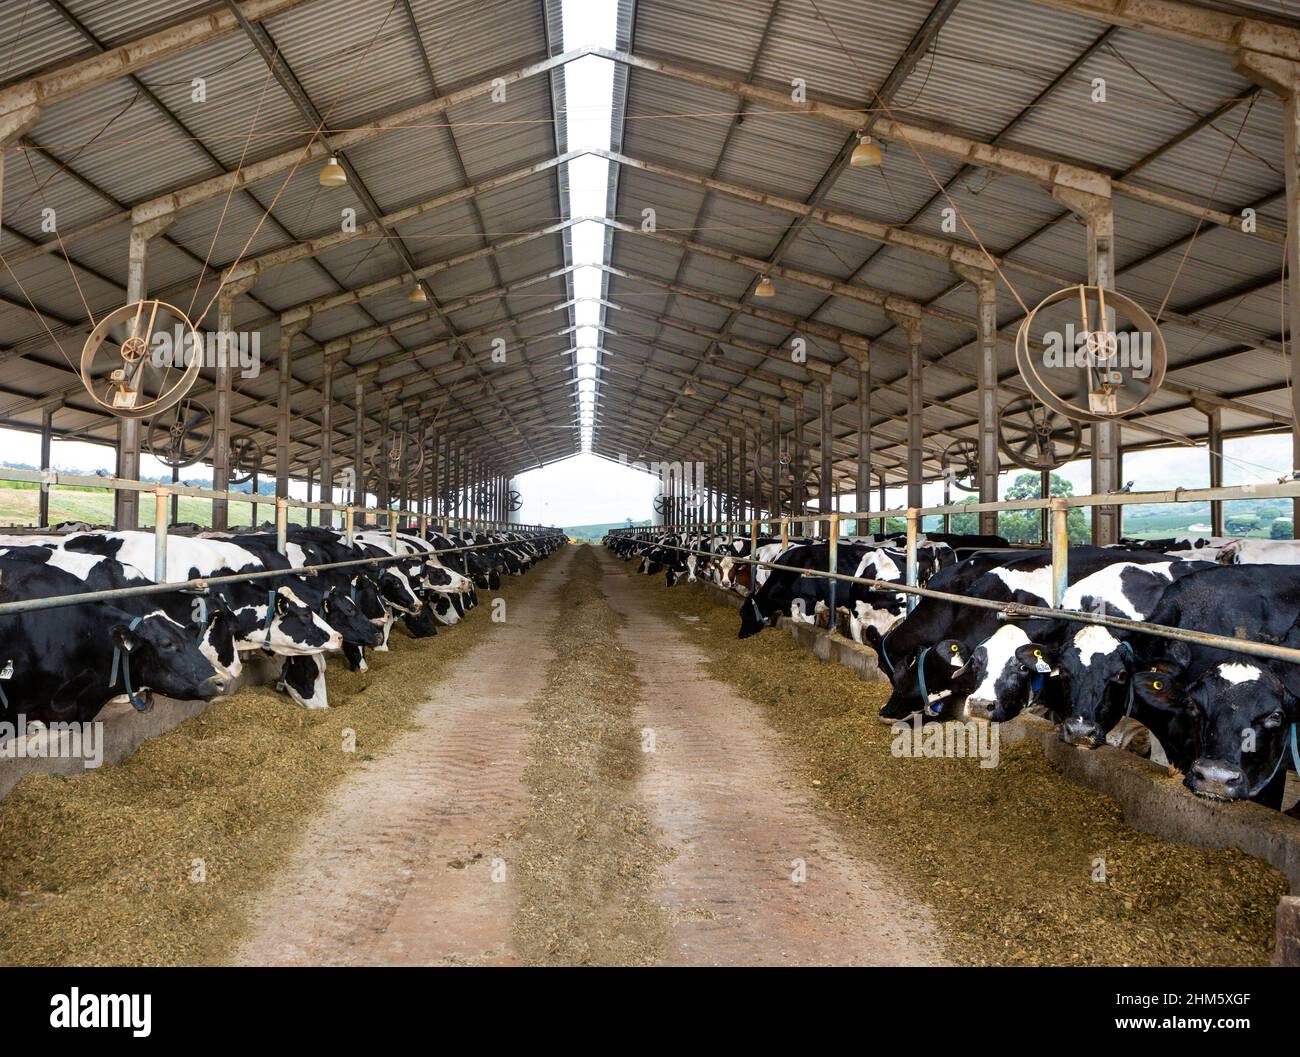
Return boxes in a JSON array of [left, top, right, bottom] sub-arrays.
[[0, 0, 1294, 492]]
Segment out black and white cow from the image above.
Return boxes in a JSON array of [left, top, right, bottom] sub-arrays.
[[0, 554, 229, 723], [873, 549, 1178, 721], [0, 540, 244, 682], [61, 531, 341, 708], [1217, 538, 1300, 565], [960, 557, 1213, 725], [1115, 565, 1300, 808]]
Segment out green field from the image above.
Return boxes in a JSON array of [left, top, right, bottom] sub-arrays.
[[564, 519, 651, 542], [0, 485, 307, 530]]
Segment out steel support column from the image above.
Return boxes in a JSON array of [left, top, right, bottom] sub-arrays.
[[956, 266, 1000, 535], [319, 352, 334, 528], [38, 404, 54, 528], [1206, 405, 1225, 537], [353, 370, 368, 527], [820, 377, 834, 537], [738, 429, 748, 526], [792, 391, 805, 529], [1055, 186, 1121, 544], [901, 319, 924, 510], [117, 217, 175, 529], [725, 435, 734, 532], [856, 358, 871, 535], [770, 411, 781, 518], [414, 415, 426, 522], [211, 278, 251, 531], [275, 319, 305, 500]]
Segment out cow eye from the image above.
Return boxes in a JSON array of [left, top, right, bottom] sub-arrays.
[[1262, 710, 1284, 729]]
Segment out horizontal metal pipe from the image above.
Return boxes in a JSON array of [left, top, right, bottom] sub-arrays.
[[648, 477, 1300, 530], [0, 535, 564, 617], [0, 467, 557, 526]]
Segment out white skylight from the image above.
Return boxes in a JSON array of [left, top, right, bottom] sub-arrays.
[[560, 0, 618, 453]]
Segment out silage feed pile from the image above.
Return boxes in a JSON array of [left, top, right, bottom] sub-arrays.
[[0, 571, 537, 967], [623, 569, 1287, 967], [511, 546, 670, 965]]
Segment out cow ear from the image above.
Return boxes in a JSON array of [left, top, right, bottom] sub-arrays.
[[1162, 638, 1193, 670], [1015, 642, 1055, 674], [111, 623, 139, 653], [1276, 663, 1300, 701]]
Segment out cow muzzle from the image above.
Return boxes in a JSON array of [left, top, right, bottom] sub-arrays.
[[200, 673, 230, 697], [1059, 716, 1105, 748], [1186, 758, 1247, 801], [965, 697, 996, 720]]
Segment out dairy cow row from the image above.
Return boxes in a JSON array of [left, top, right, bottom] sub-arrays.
[[606, 530, 1300, 814], [0, 526, 562, 723]]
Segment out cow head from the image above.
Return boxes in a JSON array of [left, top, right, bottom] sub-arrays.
[[878, 641, 968, 721], [846, 592, 906, 645], [348, 574, 387, 624], [738, 594, 768, 638], [1057, 625, 1137, 747], [376, 565, 422, 614], [1162, 661, 1299, 803], [197, 599, 242, 681], [265, 587, 343, 654], [321, 584, 383, 647], [422, 560, 474, 595], [960, 625, 1046, 722], [280, 653, 329, 710], [114, 610, 228, 701], [718, 556, 736, 588]]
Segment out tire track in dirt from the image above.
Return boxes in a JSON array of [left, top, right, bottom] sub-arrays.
[[597, 548, 948, 966], [231, 547, 574, 966]]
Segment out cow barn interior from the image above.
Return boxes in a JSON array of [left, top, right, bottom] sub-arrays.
[[3, 0, 1300, 987]]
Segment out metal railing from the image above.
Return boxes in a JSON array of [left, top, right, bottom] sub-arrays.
[[610, 478, 1300, 669], [0, 466, 561, 616]]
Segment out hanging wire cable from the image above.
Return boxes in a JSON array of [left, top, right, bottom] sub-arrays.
[[184, 41, 284, 322], [197, 0, 404, 325], [7, 87, 140, 216], [21, 148, 95, 328], [1155, 93, 1259, 323]]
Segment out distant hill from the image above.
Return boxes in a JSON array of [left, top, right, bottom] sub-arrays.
[[564, 519, 651, 541]]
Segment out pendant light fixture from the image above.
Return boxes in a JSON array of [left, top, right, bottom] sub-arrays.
[[318, 156, 347, 187], [850, 133, 882, 167]]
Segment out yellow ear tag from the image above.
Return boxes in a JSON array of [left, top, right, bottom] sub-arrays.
[[950, 644, 959, 652], [1033, 649, 1042, 658], [1153, 680, 1163, 690]]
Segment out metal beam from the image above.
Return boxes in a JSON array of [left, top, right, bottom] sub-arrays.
[[0, 0, 312, 121], [1023, 0, 1300, 61]]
